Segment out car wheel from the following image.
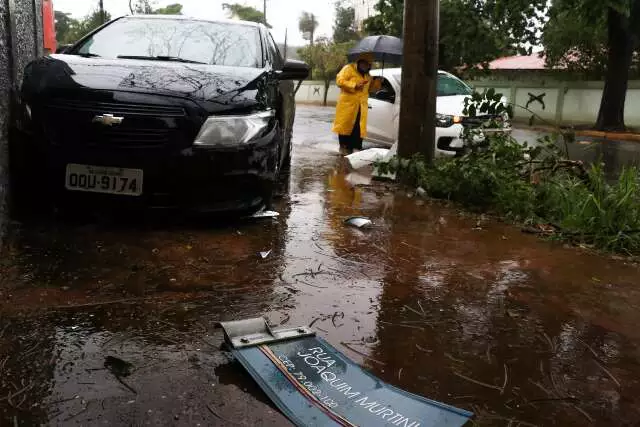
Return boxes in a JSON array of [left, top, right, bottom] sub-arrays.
[[281, 131, 292, 172]]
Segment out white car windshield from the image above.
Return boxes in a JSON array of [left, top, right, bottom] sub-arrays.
[[74, 18, 263, 68], [392, 73, 473, 97]]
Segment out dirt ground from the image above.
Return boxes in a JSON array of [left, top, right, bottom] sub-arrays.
[[1, 106, 640, 426]]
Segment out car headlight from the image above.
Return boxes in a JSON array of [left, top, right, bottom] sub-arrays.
[[194, 110, 275, 147], [435, 113, 462, 128]]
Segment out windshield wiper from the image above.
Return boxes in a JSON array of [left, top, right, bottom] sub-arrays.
[[75, 53, 101, 58], [117, 55, 207, 64]]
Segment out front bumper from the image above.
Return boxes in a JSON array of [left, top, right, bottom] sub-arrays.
[[15, 126, 280, 213], [435, 124, 512, 157]]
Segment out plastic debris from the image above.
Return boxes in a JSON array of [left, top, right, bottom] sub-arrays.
[[416, 187, 427, 197], [259, 250, 272, 259], [345, 217, 373, 229], [345, 148, 390, 170]]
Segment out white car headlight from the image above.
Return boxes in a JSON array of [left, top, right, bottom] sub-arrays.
[[194, 110, 275, 147]]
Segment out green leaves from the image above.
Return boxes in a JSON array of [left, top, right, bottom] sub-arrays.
[[297, 39, 353, 82], [223, 3, 270, 27], [364, 0, 546, 71], [333, 3, 359, 43]]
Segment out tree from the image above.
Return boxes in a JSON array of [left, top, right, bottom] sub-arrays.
[[77, 9, 112, 37], [129, 0, 153, 14], [153, 3, 183, 14], [333, 1, 359, 43], [362, 0, 403, 36], [55, 11, 82, 44], [439, 0, 517, 71], [298, 38, 352, 105], [222, 3, 270, 27], [363, 0, 530, 71], [544, 0, 640, 130], [129, 1, 184, 15], [544, 7, 609, 76], [299, 12, 319, 45]]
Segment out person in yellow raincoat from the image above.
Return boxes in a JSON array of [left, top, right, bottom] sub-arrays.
[[332, 53, 382, 155]]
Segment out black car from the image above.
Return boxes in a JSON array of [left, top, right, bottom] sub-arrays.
[[13, 15, 309, 214]]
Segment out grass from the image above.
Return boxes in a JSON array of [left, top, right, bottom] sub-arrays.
[[377, 134, 640, 256]]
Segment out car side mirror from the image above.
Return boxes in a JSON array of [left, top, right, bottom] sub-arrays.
[[374, 90, 395, 103], [278, 59, 310, 81]]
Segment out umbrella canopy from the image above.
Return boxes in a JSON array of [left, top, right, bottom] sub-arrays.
[[347, 35, 403, 64]]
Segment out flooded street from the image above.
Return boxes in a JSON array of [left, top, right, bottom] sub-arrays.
[[2, 106, 640, 426]]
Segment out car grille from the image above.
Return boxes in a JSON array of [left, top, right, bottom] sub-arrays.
[[41, 99, 188, 148], [47, 99, 187, 118]]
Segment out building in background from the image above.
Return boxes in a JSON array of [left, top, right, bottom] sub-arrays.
[[351, 0, 377, 30]]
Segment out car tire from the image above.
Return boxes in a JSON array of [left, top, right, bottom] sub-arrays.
[[281, 132, 292, 172]]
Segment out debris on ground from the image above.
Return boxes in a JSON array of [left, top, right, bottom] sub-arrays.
[[104, 356, 133, 377], [345, 148, 390, 170], [258, 250, 272, 259], [220, 317, 473, 427], [344, 217, 373, 229], [250, 210, 280, 219]]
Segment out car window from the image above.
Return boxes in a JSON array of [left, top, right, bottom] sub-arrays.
[[372, 77, 396, 104], [266, 34, 283, 68], [75, 18, 262, 68], [391, 72, 472, 97], [437, 74, 472, 96]]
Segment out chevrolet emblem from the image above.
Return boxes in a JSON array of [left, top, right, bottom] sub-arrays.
[[93, 114, 124, 126]]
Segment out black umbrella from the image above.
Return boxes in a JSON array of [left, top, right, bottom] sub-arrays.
[[347, 35, 403, 64]]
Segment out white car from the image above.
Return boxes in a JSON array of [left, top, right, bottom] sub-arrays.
[[366, 68, 511, 156]]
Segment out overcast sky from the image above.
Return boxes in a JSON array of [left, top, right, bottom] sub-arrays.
[[53, 0, 336, 45]]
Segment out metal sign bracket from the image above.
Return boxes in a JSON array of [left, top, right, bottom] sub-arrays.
[[219, 317, 315, 349]]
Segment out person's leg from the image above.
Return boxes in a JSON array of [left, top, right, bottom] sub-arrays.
[[349, 109, 362, 152], [338, 135, 350, 155], [353, 114, 363, 151]]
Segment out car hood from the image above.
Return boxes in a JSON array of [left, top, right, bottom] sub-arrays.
[[22, 55, 269, 111], [436, 95, 470, 116]]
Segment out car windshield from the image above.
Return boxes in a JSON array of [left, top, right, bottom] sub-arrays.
[[392, 72, 473, 97], [437, 74, 473, 96], [74, 18, 262, 68]]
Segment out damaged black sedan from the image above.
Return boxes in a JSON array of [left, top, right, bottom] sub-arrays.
[[14, 15, 308, 214]]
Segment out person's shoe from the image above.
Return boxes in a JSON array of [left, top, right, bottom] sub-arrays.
[[339, 146, 350, 156]]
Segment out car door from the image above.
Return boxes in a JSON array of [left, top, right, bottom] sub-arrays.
[[366, 76, 398, 145]]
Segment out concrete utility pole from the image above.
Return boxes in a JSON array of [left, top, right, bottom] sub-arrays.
[[99, 0, 106, 23], [397, 0, 439, 161], [264, 0, 267, 25]]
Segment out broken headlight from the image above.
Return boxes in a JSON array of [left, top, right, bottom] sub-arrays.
[[194, 110, 275, 147]]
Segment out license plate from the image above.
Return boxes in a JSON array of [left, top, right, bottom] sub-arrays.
[[65, 164, 143, 196]]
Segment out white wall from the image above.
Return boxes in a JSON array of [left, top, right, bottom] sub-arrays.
[[472, 79, 640, 128], [296, 80, 640, 128]]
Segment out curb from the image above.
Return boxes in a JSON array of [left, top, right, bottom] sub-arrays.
[[574, 130, 640, 143]]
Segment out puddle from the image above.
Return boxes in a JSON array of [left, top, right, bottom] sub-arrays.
[[1, 106, 640, 425]]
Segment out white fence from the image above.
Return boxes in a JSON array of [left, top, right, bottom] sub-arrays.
[[296, 79, 640, 128]]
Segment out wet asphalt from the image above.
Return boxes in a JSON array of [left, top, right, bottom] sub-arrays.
[[1, 105, 640, 426]]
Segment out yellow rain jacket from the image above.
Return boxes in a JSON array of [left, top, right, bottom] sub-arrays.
[[332, 61, 382, 138]]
